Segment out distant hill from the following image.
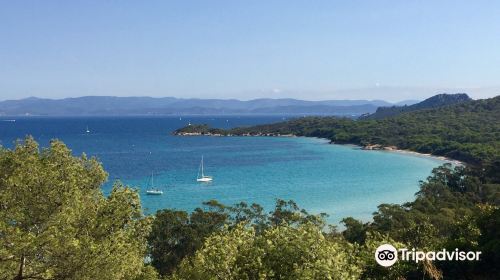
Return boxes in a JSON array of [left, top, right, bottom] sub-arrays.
[[249, 104, 379, 115], [363, 93, 472, 119], [0, 96, 394, 116]]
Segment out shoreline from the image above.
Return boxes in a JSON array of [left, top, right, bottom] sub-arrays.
[[174, 132, 465, 166], [381, 148, 464, 166], [322, 138, 464, 166]]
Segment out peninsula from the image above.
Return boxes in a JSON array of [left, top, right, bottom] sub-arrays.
[[174, 94, 500, 167]]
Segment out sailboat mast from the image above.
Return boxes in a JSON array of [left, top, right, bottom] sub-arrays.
[[201, 156, 204, 177], [196, 155, 212, 182]]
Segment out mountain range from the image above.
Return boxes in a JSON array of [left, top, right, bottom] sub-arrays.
[[0, 96, 421, 116]]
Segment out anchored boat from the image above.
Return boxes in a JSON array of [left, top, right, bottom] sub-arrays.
[[196, 156, 213, 182], [146, 172, 163, 195]]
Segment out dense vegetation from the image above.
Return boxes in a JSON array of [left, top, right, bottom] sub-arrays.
[[0, 138, 157, 280], [173, 124, 227, 135], [2, 93, 499, 279]]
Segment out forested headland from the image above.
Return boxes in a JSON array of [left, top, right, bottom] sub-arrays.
[[175, 96, 500, 167], [1, 95, 499, 279]]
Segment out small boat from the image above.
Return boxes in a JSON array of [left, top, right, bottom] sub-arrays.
[[146, 189, 163, 195], [196, 156, 213, 182], [86, 126, 90, 133], [146, 172, 163, 195]]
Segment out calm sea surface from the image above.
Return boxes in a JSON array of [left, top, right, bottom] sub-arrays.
[[0, 116, 447, 223]]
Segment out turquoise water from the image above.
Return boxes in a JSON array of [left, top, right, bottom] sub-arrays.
[[0, 116, 446, 223]]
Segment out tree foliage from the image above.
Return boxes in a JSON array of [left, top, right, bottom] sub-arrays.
[[0, 137, 152, 280], [148, 198, 328, 277], [170, 223, 363, 280]]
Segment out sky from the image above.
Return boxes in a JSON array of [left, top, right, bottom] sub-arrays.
[[1, 0, 499, 102]]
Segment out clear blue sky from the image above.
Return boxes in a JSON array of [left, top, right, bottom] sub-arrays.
[[1, 1, 499, 101]]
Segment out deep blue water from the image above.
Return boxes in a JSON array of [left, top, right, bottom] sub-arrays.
[[0, 116, 447, 223]]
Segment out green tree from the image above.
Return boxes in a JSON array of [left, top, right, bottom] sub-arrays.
[[148, 208, 228, 276], [341, 217, 368, 244], [170, 223, 363, 280], [0, 137, 153, 280], [469, 205, 500, 278]]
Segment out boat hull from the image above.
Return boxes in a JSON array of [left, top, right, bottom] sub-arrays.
[[197, 177, 213, 182], [146, 191, 163, 195]]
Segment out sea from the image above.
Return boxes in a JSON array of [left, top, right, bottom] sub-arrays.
[[0, 116, 448, 224]]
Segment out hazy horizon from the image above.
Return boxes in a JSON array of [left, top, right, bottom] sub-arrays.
[[1, 86, 498, 103], [1, 1, 500, 101]]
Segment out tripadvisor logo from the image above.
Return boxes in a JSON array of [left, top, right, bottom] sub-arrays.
[[375, 244, 398, 267], [375, 244, 482, 267]]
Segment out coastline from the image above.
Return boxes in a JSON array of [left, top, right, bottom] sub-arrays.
[[309, 137, 464, 166], [174, 131, 465, 166], [327, 140, 464, 166], [293, 135, 463, 166], [380, 148, 464, 166]]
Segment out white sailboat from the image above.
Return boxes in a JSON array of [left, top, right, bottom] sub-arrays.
[[86, 126, 90, 133], [197, 156, 213, 182], [146, 172, 163, 195]]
